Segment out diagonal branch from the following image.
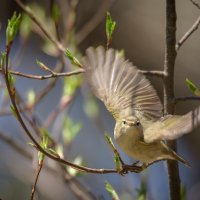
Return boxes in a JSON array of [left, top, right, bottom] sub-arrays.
[[176, 15, 200, 51], [190, 0, 200, 9]]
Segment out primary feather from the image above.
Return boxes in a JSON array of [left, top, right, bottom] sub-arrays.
[[83, 46, 163, 121]]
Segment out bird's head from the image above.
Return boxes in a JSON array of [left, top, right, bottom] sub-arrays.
[[114, 116, 143, 142]]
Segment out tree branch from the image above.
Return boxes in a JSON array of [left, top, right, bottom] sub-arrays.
[[190, 0, 200, 9], [0, 131, 97, 200], [30, 160, 43, 200], [139, 70, 166, 78], [176, 15, 200, 51], [173, 96, 200, 103], [14, 0, 65, 53], [0, 68, 85, 80], [164, 1, 181, 200]]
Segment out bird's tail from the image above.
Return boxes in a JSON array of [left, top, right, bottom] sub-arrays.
[[170, 148, 191, 167]]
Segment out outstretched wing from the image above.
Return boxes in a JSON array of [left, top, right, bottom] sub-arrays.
[[83, 46, 163, 120], [144, 106, 200, 143]]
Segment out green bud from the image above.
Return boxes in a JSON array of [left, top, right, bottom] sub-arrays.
[[6, 12, 21, 45], [1, 52, 6, 71], [186, 78, 200, 96], [65, 49, 82, 67], [105, 181, 120, 200], [114, 155, 121, 172], [106, 12, 116, 42]]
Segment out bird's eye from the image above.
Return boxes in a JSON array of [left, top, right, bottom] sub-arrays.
[[122, 121, 126, 125], [136, 121, 140, 126]]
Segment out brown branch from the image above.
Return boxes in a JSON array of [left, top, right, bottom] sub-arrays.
[[2, 45, 143, 175], [176, 15, 200, 51], [75, 0, 116, 44], [0, 68, 85, 80], [14, 0, 65, 53], [139, 70, 166, 78], [173, 96, 200, 103], [30, 160, 43, 200], [0, 131, 97, 200], [164, 1, 180, 200], [190, 0, 200, 9]]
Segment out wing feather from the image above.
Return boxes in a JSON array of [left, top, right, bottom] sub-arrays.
[[83, 46, 163, 120], [144, 106, 200, 143]]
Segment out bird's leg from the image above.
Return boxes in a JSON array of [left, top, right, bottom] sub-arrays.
[[118, 161, 147, 175]]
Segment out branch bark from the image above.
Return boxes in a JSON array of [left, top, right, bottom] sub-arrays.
[[164, 1, 181, 200]]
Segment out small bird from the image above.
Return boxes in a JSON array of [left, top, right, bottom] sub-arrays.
[[83, 46, 200, 167]]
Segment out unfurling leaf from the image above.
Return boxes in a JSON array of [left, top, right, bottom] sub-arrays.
[[105, 181, 120, 200], [106, 12, 116, 45], [65, 49, 82, 67], [186, 78, 200, 96], [6, 12, 21, 45]]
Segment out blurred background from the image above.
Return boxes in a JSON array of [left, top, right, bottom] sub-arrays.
[[0, 0, 200, 199]]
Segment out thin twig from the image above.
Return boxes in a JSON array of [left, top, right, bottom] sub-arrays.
[[173, 96, 200, 103], [139, 70, 166, 78], [190, 0, 200, 9], [15, 0, 65, 53], [0, 131, 97, 200], [30, 160, 43, 200], [0, 68, 85, 80], [75, 0, 116, 44], [176, 15, 200, 51], [2, 45, 142, 174]]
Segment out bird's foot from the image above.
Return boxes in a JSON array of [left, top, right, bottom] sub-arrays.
[[118, 162, 146, 175]]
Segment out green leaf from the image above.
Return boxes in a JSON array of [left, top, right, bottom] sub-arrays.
[[105, 181, 120, 200], [55, 144, 64, 159], [28, 142, 37, 149], [6, 12, 21, 45], [39, 128, 50, 149], [10, 105, 17, 118], [1, 52, 6, 70], [136, 182, 146, 200], [65, 49, 82, 67], [67, 156, 83, 176], [114, 154, 121, 172], [36, 59, 53, 73], [105, 133, 112, 145], [186, 78, 200, 96], [8, 72, 16, 86], [62, 116, 82, 144], [38, 151, 45, 163], [106, 12, 116, 41], [47, 148, 60, 158]]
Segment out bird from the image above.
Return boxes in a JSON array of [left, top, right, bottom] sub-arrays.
[[82, 46, 200, 168]]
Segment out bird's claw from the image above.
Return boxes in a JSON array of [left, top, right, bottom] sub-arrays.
[[118, 163, 144, 176]]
